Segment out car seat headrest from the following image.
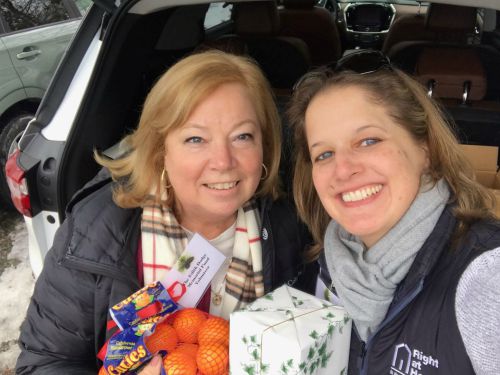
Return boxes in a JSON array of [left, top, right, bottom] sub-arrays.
[[425, 3, 476, 34], [415, 47, 486, 103], [233, 1, 280, 36], [196, 35, 249, 56], [282, 0, 317, 10], [156, 4, 208, 50]]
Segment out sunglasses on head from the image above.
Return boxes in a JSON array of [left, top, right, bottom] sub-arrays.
[[333, 49, 392, 74], [293, 49, 392, 91]]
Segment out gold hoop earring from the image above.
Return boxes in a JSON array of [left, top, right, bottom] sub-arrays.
[[261, 163, 268, 181], [161, 169, 172, 189]]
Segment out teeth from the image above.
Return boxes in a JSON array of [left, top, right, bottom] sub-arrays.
[[342, 184, 382, 202], [206, 182, 237, 190]]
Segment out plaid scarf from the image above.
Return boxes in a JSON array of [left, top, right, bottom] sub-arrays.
[[141, 194, 264, 313]]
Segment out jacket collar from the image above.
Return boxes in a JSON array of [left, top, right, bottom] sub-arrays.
[[390, 205, 457, 306]]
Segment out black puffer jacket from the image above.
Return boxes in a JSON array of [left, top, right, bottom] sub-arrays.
[[16, 170, 317, 374]]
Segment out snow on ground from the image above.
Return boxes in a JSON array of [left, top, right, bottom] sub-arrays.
[[0, 218, 33, 373]]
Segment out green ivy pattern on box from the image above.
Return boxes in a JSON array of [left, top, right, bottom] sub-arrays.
[[277, 310, 349, 375], [292, 295, 304, 308], [238, 296, 350, 375], [240, 334, 270, 375]]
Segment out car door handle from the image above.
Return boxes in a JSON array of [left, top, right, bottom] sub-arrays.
[[16, 49, 42, 60]]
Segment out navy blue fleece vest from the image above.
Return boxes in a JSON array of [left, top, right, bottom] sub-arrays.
[[320, 206, 500, 375]]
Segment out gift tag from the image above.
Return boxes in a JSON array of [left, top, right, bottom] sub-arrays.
[[161, 233, 226, 308]]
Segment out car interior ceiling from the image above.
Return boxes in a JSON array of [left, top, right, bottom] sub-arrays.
[[61, 0, 500, 209]]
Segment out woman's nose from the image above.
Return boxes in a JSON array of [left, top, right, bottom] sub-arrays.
[[210, 143, 235, 170], [332, 150, 361, 181]]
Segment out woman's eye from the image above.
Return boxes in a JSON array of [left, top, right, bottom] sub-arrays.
[[315, 151, 333, 162], [236, 133, 253, 141], [360, 138, 380, 147], [185, 136, 203, 144]]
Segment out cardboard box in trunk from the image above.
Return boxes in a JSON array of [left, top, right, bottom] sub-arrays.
[[460, 144, 500, 217]]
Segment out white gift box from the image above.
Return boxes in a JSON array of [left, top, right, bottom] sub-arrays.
[[230, 285, 351, 375]]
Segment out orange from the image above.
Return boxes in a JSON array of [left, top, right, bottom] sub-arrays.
[[98, 366, 108, 375], [196, 343, 229, 375], [163, 351, 198, 375], [171, 308, 207, 344], [145, 322, 179, 354], [173, 343, 199, 358], [198, 317, 229, 347]]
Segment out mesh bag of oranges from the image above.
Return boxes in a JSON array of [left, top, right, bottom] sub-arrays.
[[98, 281, 229, 374], [151, 308, 229, 375]]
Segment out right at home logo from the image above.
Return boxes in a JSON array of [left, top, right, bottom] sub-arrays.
[[390, 343, 439, 375]]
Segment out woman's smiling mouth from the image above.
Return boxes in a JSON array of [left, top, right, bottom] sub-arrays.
[[341, 184, 382, 202], [205, 181, 239, 190]]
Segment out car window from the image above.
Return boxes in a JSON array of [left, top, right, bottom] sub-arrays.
[[204, 2, 232, 29], [74, 0, 91, 14], [0, 0, 79, 33]]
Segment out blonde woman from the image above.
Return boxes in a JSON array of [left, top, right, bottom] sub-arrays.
[[290, 50, 500, 375], [17, 51, 316, 373]]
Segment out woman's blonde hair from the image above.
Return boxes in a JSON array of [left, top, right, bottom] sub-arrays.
[[96, 50, 282, 208], [289, 68, 497, 260]]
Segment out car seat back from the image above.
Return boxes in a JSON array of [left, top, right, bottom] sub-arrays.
[[279, 0, 341, 66]]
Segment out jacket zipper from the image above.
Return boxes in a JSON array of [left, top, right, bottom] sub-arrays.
[[58, 211, 140, 286], [260, 197, 275, 292], [62, 253, 135, 284], [58, 215, 136, 284], [359, 278, 424, 375], [352, 326, 367, 372]]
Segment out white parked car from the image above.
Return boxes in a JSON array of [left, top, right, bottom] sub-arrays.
[[0, 0, 89, 208]]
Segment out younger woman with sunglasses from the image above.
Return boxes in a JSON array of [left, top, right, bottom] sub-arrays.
[[289, 51, 500, 375]]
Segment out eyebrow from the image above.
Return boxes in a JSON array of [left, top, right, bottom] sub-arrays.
[[182, 119, 259, 131], [309, 124, 387, 150]]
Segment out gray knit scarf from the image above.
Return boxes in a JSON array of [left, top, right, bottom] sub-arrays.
[[324, 179, 450, 341]]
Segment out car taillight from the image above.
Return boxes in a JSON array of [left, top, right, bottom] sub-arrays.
[[5, 149, 32, 217]]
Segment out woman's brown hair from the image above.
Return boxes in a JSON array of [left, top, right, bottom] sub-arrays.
[[289, 68, 496, 260], [96, 50, 282, 208]]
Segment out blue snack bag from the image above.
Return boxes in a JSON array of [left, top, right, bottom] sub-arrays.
[[102, 320, 168, 374], [110, 281, 178, 330]]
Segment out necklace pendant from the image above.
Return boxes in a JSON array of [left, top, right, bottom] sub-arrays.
[[212, 293, 222, 306]]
